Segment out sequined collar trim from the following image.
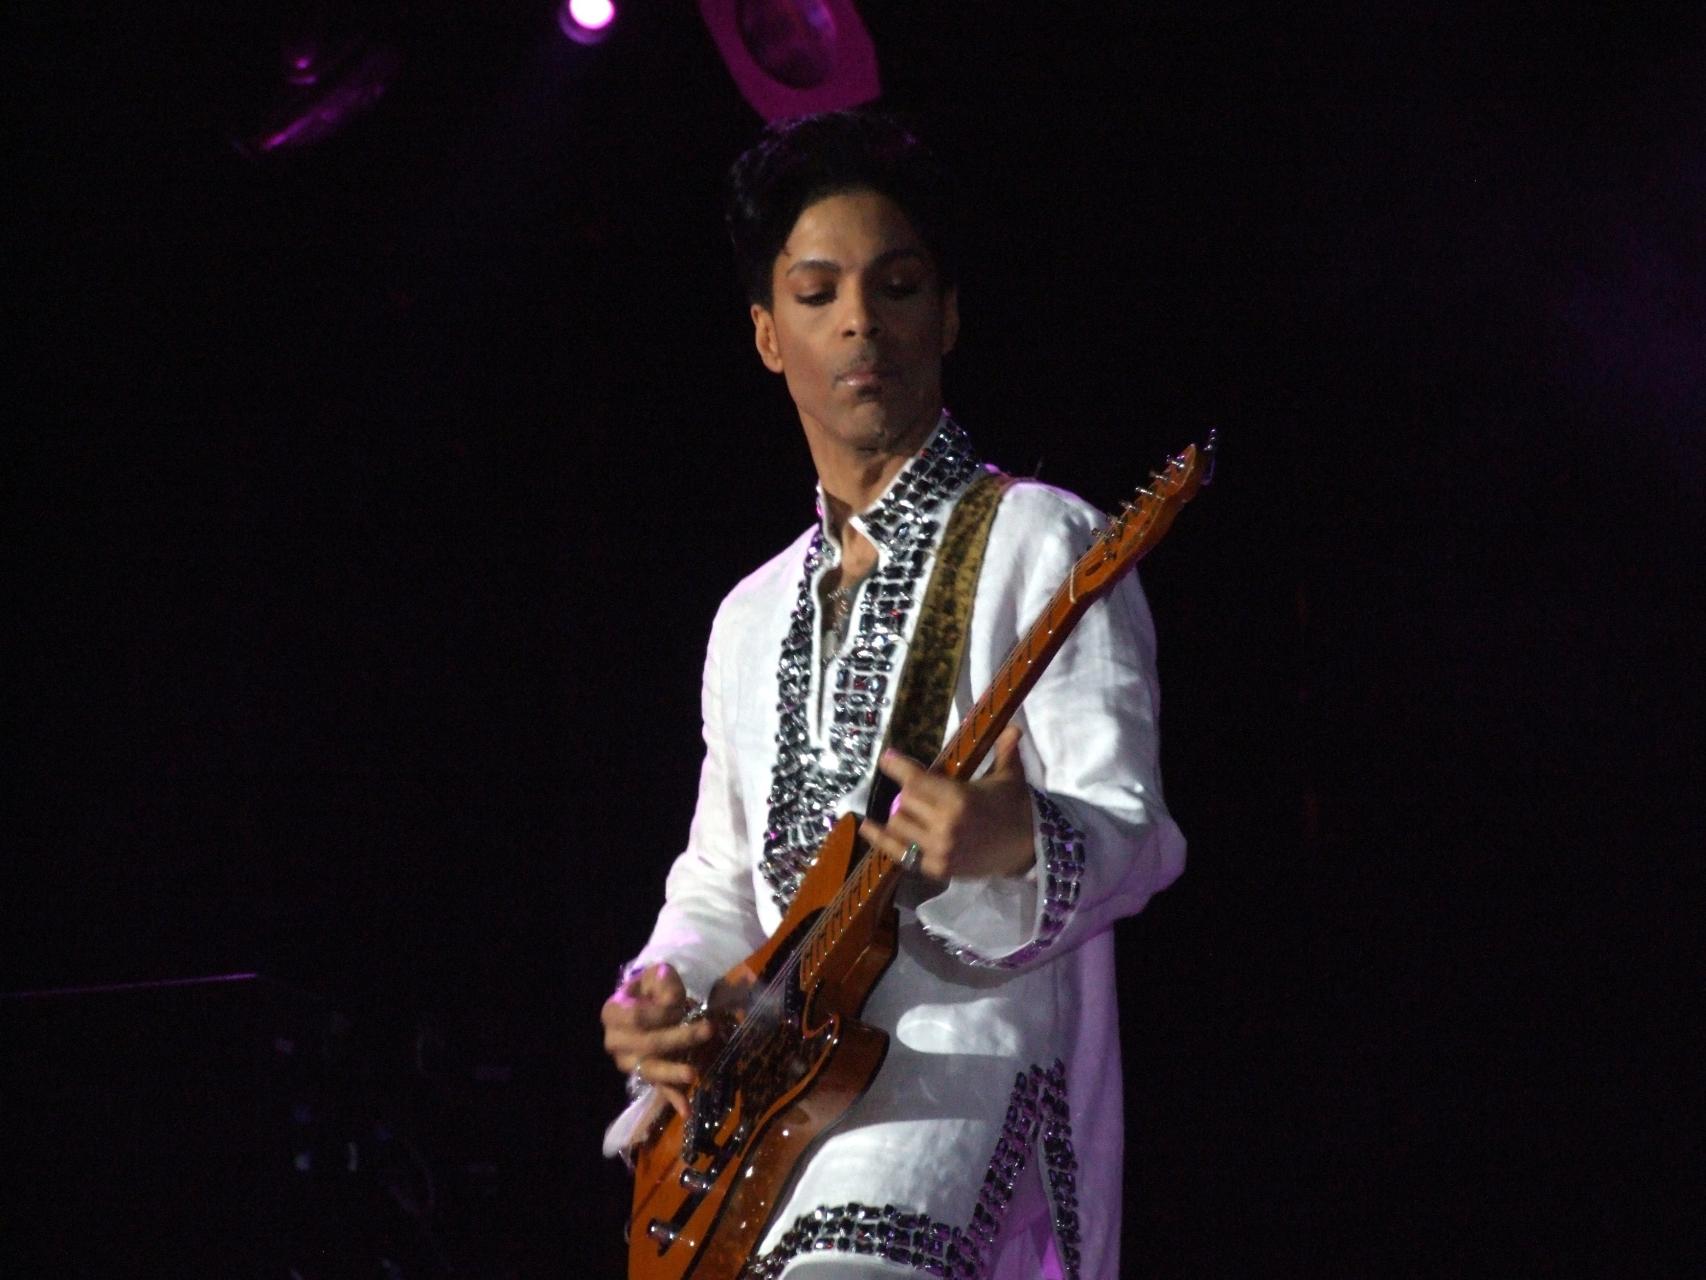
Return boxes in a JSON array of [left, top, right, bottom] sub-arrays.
[[757, 415, 985, 912], [811, 413, 976, 563]]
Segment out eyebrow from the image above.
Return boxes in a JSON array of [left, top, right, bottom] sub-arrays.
[[783, 247, 929, 277]]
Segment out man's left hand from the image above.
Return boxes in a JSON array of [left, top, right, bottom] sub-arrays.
[[859, 724, 1035, 880]]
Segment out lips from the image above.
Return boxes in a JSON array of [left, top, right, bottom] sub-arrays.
[[836, 361, 897, 390]]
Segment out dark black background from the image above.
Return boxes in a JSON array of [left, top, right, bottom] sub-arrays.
[[8, 2, 1702, 1275]]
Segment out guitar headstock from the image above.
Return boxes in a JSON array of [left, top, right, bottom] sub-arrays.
[[1073, 431, 1215, 597]]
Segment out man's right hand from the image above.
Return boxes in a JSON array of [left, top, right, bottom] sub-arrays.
[[601, 962, 714, 1117]]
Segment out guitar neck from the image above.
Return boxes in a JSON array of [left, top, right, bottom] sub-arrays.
[[808, 442, 1209, 983], [934, 451, 1204, 782], [856, 525, 1098, 835], [931, 572, 1090, 782], [810, 547, 1112, 982]]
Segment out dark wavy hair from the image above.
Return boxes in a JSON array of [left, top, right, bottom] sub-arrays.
[[725, 109, 960, 308]]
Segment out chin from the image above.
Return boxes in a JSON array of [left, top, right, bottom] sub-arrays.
[[845, 404, 927, 454]]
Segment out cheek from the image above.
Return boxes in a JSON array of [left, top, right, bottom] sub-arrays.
[[777, 353, 819, 404], [900, 306, 945, 348], [779, 333, 826, 383]]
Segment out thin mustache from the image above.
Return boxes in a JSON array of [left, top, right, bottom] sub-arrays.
[[836, 348, 896, 380]]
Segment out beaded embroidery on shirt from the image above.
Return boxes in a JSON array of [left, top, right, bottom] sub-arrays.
[[740, 1059, 1083, 1280], [758, 420, 984, 912]]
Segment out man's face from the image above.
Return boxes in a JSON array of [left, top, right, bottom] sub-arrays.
[[752, 189, 959, 460]]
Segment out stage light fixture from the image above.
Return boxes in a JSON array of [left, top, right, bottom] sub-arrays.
[[698, 0, 879, 121], [558, 0, 617, 45]]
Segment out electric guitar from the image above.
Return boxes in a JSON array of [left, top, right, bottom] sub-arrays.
[[626, 434, 1215, 1279]]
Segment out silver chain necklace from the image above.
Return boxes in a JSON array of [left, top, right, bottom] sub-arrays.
[[820, 577, 859, 664]]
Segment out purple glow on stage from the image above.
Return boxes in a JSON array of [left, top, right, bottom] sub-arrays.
[[558, 0, 617, 45], [1556, 144, 1706, 490], [235, 42, 402, 158], [1, 972, 261, 1001]]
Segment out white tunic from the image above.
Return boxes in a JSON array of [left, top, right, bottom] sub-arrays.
[[610, 419, 1185, 1279]]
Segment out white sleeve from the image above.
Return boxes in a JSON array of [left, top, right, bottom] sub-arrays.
[[620, 598, 768, 1003], [915, 485, 1187, 969]]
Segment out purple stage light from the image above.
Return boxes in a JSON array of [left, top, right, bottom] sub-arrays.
[[572, 0, 615, 27], [737, 0, 837, 88], [283, 41, 320, 87], [234, 40, 402, 158], [699, 0, 878, 122], [558, 0, 617, 45]]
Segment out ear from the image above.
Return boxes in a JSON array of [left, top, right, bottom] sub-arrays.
[[940, 285, 960, 356], [752, 303, 784, 374]]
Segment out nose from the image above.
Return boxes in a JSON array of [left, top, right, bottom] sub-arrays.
[[838, 280, 880, 338]]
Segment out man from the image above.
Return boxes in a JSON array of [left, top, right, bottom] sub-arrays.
[[601, 111, 1185, 1278]]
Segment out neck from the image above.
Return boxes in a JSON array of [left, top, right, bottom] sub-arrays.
[[807, 413, 941, 537]]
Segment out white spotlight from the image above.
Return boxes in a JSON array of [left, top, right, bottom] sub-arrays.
[[558, 0, 617, 46]]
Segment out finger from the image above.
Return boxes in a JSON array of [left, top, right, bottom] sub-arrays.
[[607, 964, 692, 1027], [858, 813, 889, 843], [889, 775, 977, 855], [607, 1018, 714, 1069], [605, 997, 697, 1034], [989, 724, 1025, 778], [657, 1084, 692, 1118], [876, 748, 930, 789], [880, 807, 933, 853], [859, 817, 916, 864], [637, 1056, 700, 1090], [625, 1065, 696, 1120], [886, 772, 960, 826], [633, 962, 687, 1005], [860, 817, 940, 876], [888, 759, 955, 799], [619, 1017, 715, 1060]]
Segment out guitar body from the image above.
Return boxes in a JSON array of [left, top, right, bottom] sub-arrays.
[[627, 813, 899, 1280]]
